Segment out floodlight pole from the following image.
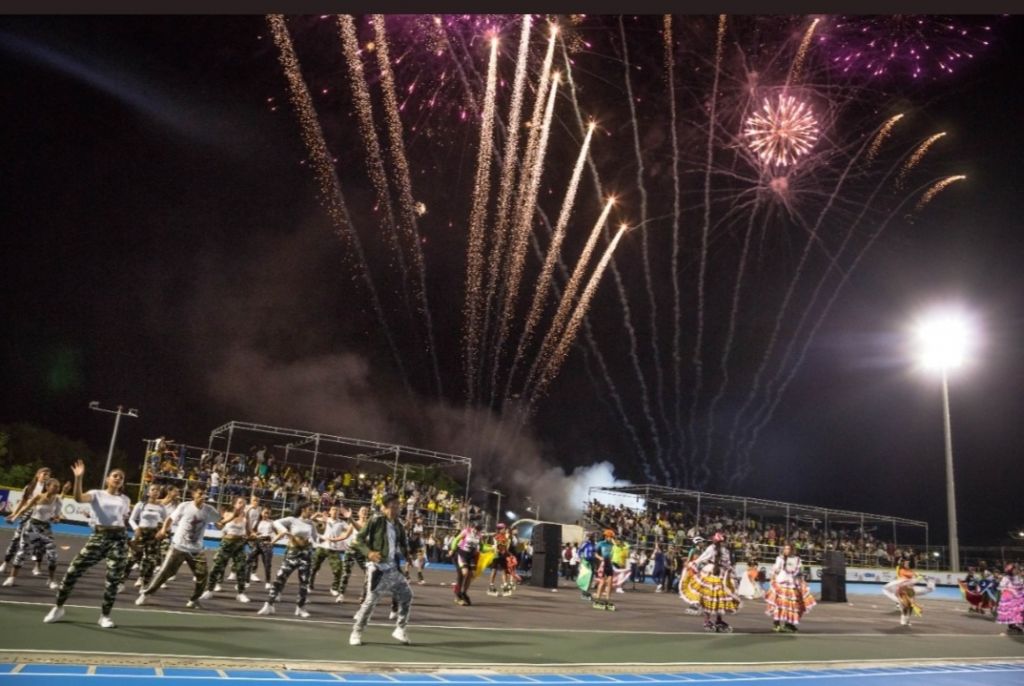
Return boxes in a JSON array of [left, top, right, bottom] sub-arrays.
[[941, 368, 961, 573], [89, 403, 138, 488]]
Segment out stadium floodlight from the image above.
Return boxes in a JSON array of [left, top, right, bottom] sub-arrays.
[[910, 305, 980, 574]]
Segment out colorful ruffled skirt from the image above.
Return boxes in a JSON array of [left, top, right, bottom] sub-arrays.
[[764, 581, 817, 624], [682, 571, 741, 614]]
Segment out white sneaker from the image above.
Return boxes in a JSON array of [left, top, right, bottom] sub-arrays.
[[228, 572, 237, 581], [98, 615, 116, 629], [236, 593, 251, 603], [418, 580, 426, 585], [250, 573, 260, 582], [48, 581, 59, 590], [32, 564, 42, 576], [900, 614, 908, 626], [389, 610, 398, 620], [43, 605, 65, 623], [185, 600, 203, 610], [391, 627, 410, 645], [349, 631, 363, 646], [330, 589, 340, 597], [257, 602, 275, 616], [167, 575, 177, 582], [615, 588, 625, 594], [199, 590, 214, 600], [264, 582, 272, 590], [213, 583, 223, 593], [294, 607, 310, 618], [655, 586, 663, 593], [133, 578, 143, 588], [135, 593, 148, 606], [0, 562, 6, 574], [334, 593, 345, 604], [2, 577, 14, 587]]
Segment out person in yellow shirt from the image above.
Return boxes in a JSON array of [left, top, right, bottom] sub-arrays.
[[611, 538, 630, 596]]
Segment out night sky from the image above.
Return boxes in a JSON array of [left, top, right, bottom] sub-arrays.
[[1, 15, 1022, 544]]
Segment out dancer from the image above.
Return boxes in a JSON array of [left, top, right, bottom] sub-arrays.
[[764, 544, 816, 632], [135, 485, 224, 609], [349, 492, 412, 646], [996, 563, 1023, 635], [3, 477, 61, 589], [43, 461, 132, 628], [127, 485, 167, 590], [338, 505, 369, 603], [407, 515, 427, 585], [1, 467, 50, 576], [685, 532, 740, 632], [202, 496, 252, 603], [960, 567, 997, 614], [449, 521, 482, 606], [592, 529, 616, 611], [157, 486, 181, 570], [576, 533, 597, 600], [257, 501, 319, 618], [309, 505, 349, 597], [250, 507, 276, 589], [487, 523, 514, 597], [882, 557, 935, 627], [243, 494, 264, 583], [737, 560, 766, 600]]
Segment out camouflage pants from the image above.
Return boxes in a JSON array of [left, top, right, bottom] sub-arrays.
[[352, 567, 412, 631], [268, 546, 310, 608], [249, 538, 274, 582], [3, 517, 29, 563], [144, 547, 209, 603], [310, 548, 344, 592], [208, 537, 249, 593], [56, 529, 130, 615], [13, 520, 57, 573], [130, 528, 163, 586], [339, 549, 366, 595]]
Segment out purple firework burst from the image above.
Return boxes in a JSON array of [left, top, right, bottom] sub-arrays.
[[819, 15, 994, 80]]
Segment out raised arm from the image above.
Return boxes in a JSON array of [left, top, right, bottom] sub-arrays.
[[71, 460, 91, 503]]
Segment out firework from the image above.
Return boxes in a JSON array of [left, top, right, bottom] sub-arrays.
[[507, 122, 596, 395], [535, 224, 630, 399], [787, 17, 821, 86], [463, 37, 500, 402], [526, 196, 615, 394], [867, 112, 905, 162], [916, 174, 966, 212], [266, 15, 411, 394], [897, 131, 946, 187], [743, 93, 820, 168], [821, 15, 994, 80], [371, 15, 443, 396]]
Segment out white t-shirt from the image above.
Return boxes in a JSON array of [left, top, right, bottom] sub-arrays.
[[320, 519, 348, 551], [210, 472, 221, 488], [88, 490, 132, 528], [171, 502, 220, 554], [130, 502, 167, 530], [31, 496, 61, 523], [255, 520, 275, 538], [221, 513, 247, 537], [274, 517, 318, 546]]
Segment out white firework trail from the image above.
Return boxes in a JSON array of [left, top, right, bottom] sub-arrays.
[[896, 131, 946, 189], [504, 122, 596, 398], [337, 15, 415, 329], [533, 224, 631, 403], [267, 15, 411, 396], [689, 14, 727, 487], [915, 174, 966, 212], [524, 196, 615, 396], [487, 65, 560, 407], [480, 15, 533, 400], [786, 17, 820, 87], [867, 113, 905, 163], [371, 15, 443, 397], [619, 16, 673, 477], [463, 36, 500, 403]]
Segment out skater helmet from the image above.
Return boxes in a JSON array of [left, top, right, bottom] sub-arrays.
[[497, 523, 506, 529], [692, 535, 704, 544], [603, 528, 615, 539], [712, 532, 724, 542]]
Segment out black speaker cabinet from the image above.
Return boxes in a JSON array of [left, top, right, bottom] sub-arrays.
[[529, 551, 560, 588], [820, 572, 847, 602], [822, 550, 846, 574], [531, 523, 561, 554]]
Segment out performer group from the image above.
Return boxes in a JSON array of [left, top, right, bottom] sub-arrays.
[[3, 461, 1022, 643]]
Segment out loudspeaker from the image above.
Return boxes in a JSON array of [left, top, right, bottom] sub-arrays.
[[531, 523, 561, 554], [820, 572, 847, 602], [822, 550, 846, 574], [529, 552, 560, 588]]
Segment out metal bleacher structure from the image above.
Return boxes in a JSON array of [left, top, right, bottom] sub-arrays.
[[137, 420, 472, 529], [586, 484, 935, 569]]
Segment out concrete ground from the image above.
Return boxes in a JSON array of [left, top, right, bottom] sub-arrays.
[[0, 529, 1021, 673]]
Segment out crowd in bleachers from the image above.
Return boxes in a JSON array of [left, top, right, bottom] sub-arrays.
[[144, 439, 473, 533], [583, 500, 922, 569]]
